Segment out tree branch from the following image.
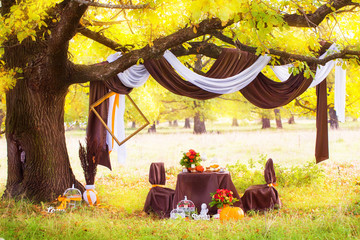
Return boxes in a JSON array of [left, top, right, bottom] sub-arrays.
[[170, 42, 223, 58], [48, 1, 88, 55], [81, 18, 129, 27], [73, 0, 150, 9], [294, 98, 316, 112], [70, 18, 231, 84], [235, 40, 360, 65], [77, 26, 133, 52], [283, 0, 358, 27]]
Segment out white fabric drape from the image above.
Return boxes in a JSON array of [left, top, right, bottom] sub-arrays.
[[106, 94, 126, 164], [271, 44, 346, 122], [107, 53, 150, 88], [163, 50, 272, 94], [106, 53, 150, 165], [335, 62, 346, 122]]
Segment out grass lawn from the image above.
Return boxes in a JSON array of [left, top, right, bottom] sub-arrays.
[[0, 119, 360, 239]]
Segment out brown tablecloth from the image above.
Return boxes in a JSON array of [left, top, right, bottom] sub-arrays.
[[173, 171, 243, 215]]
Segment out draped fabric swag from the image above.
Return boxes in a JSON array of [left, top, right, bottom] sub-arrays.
[[88, 46, 345, 170]]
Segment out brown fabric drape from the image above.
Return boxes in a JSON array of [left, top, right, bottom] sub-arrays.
[[87, 81, 112, 170], [240, 72, 313, 109], [149, 162, 166, 185], [315, 79, 329, 163], [241, 158, 281, 212], [145, 49, 328, 162], [144, 49, 258, 100], [87, 71, 133, 170], [264, 158, 276, 184], [144, 162, 175, 218]]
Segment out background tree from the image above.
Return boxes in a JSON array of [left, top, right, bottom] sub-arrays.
[[1, 0, 360, 202]]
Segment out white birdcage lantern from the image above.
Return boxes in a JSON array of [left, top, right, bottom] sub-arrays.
[[63, 184, 82, 208], [170, 208, 186, 219], [176, 196, 195, 217]]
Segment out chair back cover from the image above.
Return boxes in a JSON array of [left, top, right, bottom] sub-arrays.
[[264, 158, 276, 184], [144, 162, 175, 218], [149, 162, 166, 185], [241, 158, 281, 212]]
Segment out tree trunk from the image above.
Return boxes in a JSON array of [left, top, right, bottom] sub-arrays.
[[184, 118, 191, 128], [148, 122, 156, 133], [328, 107, 339, 129], [131, 121, 136, 128], [168, 120, 173, 127], [4, 78, 82, 202], [173, 120, 178, 127], [288, 115, 295, 124], [193, 113, 206, 134], [232, 118, 239, 127], [261, 117, 271, 129], [274, 109, 283, 129]]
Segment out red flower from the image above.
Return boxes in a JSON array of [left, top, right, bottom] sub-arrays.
[[190, 160, 193, 162]]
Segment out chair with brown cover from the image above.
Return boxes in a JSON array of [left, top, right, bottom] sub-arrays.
[[143, 162, 175, 218], [241, 158, 281, 213]]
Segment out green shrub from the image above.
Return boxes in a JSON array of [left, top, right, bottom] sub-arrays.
[[227, 156, 325, 192]]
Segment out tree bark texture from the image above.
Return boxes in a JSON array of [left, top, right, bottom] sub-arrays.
[[193, 112, 206, 134], [184, 118, 191, 128], [261, 117, 271, 129], [2, 1, 86, 201], [274, 109, 283, 129], [4, 74, 82, 201]]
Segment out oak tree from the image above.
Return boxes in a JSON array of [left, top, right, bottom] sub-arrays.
[[1, 0, 359, 201]]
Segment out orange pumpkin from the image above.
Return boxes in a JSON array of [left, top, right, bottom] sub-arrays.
[[196, 165, 204, 172], [220, 206, 244, 221]]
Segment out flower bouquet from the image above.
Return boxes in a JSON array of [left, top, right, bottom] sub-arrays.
[[180, 149, 201, 169], [209, 189, 239, 209]]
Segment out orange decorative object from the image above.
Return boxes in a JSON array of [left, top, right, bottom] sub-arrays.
[[210, 164, 219, 168], [220, 206, 244, 221], [196, 165, 204, 172]]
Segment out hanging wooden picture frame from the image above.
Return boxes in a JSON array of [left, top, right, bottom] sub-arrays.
[[89, 91, 150, 147]]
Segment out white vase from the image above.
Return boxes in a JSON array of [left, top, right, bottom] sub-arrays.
[[83, 184, 98, 206]]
